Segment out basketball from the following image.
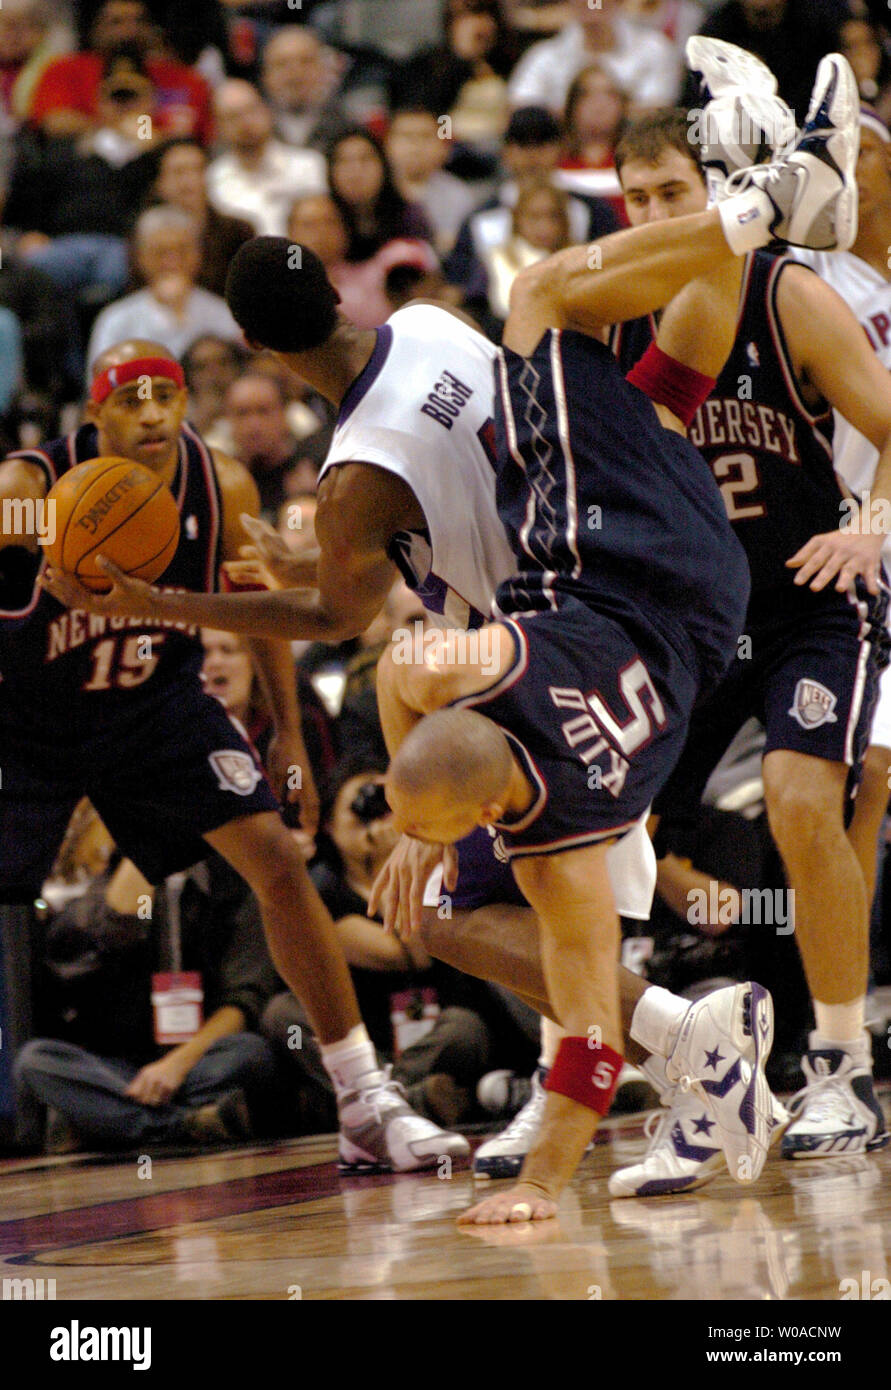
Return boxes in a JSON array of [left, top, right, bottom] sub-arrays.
[[44, 456, 180, 594]]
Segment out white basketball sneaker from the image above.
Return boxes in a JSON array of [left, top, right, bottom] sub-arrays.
[[782, 1034, 889, 1159], [473, 1066, 548, 1179], [337, 1066, 470, 1172], [719, 53, 860, 252], [609, 1052, 789, 1198], [686, 36, 797, 202]]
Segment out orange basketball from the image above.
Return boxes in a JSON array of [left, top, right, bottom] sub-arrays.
[[44, 457, 180, 594]]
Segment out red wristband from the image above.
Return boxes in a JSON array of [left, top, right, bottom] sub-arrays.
[[545, 1037, 623, 1115], [626, 342, 715, 429]]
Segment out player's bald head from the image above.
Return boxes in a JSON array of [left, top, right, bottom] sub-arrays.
[[91, 339, 179, 377], [386, 709, 513, 842]]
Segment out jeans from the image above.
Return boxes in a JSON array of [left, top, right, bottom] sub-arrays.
[[14, 1034, 278, 1149], [0, 307, 23, 414], [25, 234, 129, 300]]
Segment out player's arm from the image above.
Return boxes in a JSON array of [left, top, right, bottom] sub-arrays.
[[503, 209, 734, 354], [214, 451, 320, 832], [779, 266, 891, 593], [459, 842, 623, 1224], [0, 457, 48, 555], [42, 464, 402, 643]]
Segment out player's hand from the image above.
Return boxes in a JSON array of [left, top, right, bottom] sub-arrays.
[[457, 1181, 558, 1226], [266, 728, 320, 837], [368, 835, 458, 939], [238, 513, 319, 589], [41, 558, 159, 617], [222, 556, 278, 590], [125, 1054, 189, 1107], [787, 528, 885, 595]]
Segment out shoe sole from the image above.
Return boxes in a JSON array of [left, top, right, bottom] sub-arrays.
[[686, 36, 779, 99], [802, 54, 860, 251], [339, 1134, 469, 1173]]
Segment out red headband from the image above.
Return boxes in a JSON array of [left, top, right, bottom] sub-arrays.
[[90, 356, 185, 404]]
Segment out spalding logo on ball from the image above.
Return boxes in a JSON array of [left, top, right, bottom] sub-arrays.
[[44, 457, 181, 593]]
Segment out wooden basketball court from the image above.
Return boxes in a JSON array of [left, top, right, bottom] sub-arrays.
[[3, 1093, 890, 1303]]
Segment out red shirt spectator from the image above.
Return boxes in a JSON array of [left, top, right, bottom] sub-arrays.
[[29, 49, 213, 143]]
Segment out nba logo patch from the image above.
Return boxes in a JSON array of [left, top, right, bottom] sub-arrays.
[[746, 341, 760, 369], [185, 515, 198, 540], [789, 678, 838, 730], [209, 750, 263, 795]]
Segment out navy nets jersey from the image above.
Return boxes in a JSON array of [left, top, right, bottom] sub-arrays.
[[493, 327, 750, 693], [610, 251, 847, 604], [0, 421, 222, 740]]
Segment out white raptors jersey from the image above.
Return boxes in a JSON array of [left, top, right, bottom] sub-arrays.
[[792, 249, 891, 500], [321, 303, 516, 631], [322, 302, 657, 918]]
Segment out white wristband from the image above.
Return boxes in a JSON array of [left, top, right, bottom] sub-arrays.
[[718, 186, 773, 255]]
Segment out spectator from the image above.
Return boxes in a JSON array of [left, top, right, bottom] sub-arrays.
[[559, 62, 629, 223], [5, 48, 165, 305], [0, 237, 82, 408], [86, 205, 241, 367], [385, 106, 479, 255], [683, 0, 846, 123], [16, 852, 282, 1153], [508, 0, 681, 115], [225, 372, 328, 518], [445, 106, 618, 299], [153, 138, 255, 297], [288, 190, 440, 329], [207, 78, 326, 237], [840, 11, 891, 126], [260, 25, 349, 152], [0, 0, 70, 144], [0, 308, 24, 415], [393, 0, 520, 153], [623, 0, 707, 59], [181, 334, 249, 439], [480, 175, 572, 323], [29, 0, 213, 143], [262, 754, 537, 1131], [327, 126, 434, 262]]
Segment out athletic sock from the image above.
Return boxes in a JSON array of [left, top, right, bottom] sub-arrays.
[[320, 1024, 381, 1098], [630, 986, 689, 1058], [812, 998, 866, 1048], [539, 1017, 563, 1072]]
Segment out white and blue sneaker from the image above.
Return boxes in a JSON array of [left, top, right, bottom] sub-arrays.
[[609, 1052, 788, 1198], [338, 1066, 470, 1173], [721, 53, 861, 251], [782, 1034, 889, 1159], [473, 1066, 548, 1179], [686, 36, 797, 202], [664, 981, 775, 1184]]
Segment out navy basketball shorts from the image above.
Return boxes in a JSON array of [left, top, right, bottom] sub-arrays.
[[656, 581, 890, 824], [451, 599, 699, 860], [0, 678, 280, 899]]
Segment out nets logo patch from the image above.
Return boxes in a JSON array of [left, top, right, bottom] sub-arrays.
[[788, 678, 838, 730], [209, 750, 263, 795]]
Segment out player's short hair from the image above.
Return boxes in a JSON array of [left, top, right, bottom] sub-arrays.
[[614, 109, 704, 182], [225, 236, 341, 353]]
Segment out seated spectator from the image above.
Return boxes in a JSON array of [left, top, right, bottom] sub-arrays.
[[327, 126, 435, 261], [682, 0, 845, 123], [840, 10, 891, 126], [0, 234, 82, 409], [260, 24, 351, 152], [207, 78, 327, 236], [86, 205, 242, 367], [28, 0, 213, 143], [0, 0, 70, 163], [623, 0, 707, 61], [0, 307, 24, 416], [181, 334, 250, 440], [288, 190, 439, 329], [383, 262, 467, 316], [152, 138, 256, 298], [385, 106, 479, 255], [479, 175, 572, 324], [225, 371, 328, 518], [445, 106, 618, 300], [508, 0, 681, 114], [393, 0, 519, 154], [6, 47, 165, 305], [262, 754, 538, 1131], [16, 851, 282, 1153], [559, 62, 629, 222]]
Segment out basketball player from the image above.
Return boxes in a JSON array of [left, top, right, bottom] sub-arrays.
[[0, 338, 470, 1172], [42, 64, 862, 1212], [600, 47, 891, 1193]]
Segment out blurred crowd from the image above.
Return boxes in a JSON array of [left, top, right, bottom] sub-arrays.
[[6, 0, 891, 1154]]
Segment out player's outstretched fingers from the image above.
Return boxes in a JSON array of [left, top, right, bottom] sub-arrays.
[[456, 1184, 558, 1226]]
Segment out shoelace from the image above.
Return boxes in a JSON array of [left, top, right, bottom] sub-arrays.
[[789, 1069, 856, 1123], [355, 1065, 410, 1123]]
